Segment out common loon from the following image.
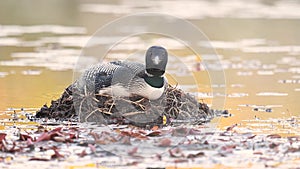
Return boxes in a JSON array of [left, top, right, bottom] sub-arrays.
[[76, 46, 168, 100]]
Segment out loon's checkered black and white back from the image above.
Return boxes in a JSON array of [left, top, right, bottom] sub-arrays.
[[81, 61, 143, 85], [74, 46, 168, 100], [75, 60, 166, 100]]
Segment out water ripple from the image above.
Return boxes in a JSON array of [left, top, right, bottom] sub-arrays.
[[0, 25, 86, 37], [0, 72, 9, 78], [80, 0, 300, 19], [256, 92, 288, 96]]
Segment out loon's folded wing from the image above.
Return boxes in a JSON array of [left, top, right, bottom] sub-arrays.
[[76, 61, 145, 94]]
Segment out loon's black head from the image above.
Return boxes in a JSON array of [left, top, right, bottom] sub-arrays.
[[145, 46, 168, 77]]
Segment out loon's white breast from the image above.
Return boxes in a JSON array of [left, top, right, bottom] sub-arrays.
[[98, 76, 167, 100], [134, 80, 166, 100]]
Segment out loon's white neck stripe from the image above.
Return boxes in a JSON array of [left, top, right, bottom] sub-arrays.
[[145, 71, 153, 77], [145, 70, 163, 78]]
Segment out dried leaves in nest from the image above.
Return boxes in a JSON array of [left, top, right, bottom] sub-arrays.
[[36, 86, 75, 120], [36, 84, 227, 127]]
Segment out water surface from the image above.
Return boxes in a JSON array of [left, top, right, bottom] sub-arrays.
[[0, 0, 299, 134]]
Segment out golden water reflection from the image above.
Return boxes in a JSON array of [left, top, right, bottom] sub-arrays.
[[0, 0, 299, 135]]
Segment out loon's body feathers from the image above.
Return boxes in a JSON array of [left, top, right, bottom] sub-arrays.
[[75, 46, 168, 100]]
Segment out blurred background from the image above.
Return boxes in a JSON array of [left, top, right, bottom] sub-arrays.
[[0, 0, 299, 132]]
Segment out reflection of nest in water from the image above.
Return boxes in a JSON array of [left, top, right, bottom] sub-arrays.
[[36, 85, 223, 127]]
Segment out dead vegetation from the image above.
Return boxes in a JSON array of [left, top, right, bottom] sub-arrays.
[[36, 84, 224, 127]]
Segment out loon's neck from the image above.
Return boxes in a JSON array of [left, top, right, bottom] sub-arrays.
[[144, 75, 164, 88]]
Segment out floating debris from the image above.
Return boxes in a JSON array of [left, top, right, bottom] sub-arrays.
[[278, 79, 300, 84], [238, 104, 283, 108], [238, 104, 283, 113], [0, 120, 299, 169], [197, 92, 214, 99], [253, 107, 272, 113]]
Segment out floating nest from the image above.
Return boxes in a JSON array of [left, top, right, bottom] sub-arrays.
[[36, 84, 228, 127]]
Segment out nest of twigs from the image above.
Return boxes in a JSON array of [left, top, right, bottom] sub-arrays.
[[36, 84, 227, 127]]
